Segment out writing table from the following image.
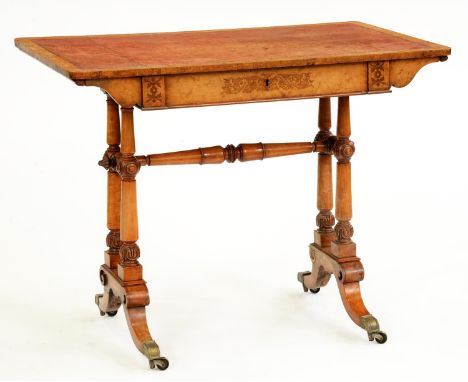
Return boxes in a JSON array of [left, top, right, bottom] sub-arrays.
[[15, 22, 450, 370]]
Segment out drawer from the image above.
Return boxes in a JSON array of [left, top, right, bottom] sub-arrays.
[[141, 63, 369, 109]]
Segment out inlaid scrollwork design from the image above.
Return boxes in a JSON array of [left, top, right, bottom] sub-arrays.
[[222, 73, 314, 94], [369, 62, 386, 87], [146, 77, 163, 104], [368, 61, 390, 91]]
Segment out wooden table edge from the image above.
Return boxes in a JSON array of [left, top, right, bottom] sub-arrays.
[[350, 21, 451, 52], [14, 22, 451, 81], [14, 37, 79, 80]]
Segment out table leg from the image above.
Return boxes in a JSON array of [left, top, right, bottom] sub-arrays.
[[95, 95, 123, 317], [298, 97, 387, 344], [95, 100, 169, 370], [298, 98, 334, 294]]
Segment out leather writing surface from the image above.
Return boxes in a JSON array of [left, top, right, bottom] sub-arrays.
[[15, 22, 450, 80]]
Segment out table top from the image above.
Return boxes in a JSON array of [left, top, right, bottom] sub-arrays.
[[15, 22, 450, 81]]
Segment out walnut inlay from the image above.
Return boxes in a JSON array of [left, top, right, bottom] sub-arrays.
[[222, 73, 314, 94], [143, 76, 165, 107], [368, 61, 390, 92]]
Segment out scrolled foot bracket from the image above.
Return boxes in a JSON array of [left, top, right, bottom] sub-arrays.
[[298, 244, 387, 344], [96, 265, 169, 369]]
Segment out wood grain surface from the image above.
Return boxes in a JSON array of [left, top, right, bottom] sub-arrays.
[[15, 22, 450, 80]]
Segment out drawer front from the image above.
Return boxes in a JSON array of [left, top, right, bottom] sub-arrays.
[[142, 63, 368, 109]]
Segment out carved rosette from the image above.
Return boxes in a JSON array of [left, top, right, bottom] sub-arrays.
[[333, 138, 355, 163], [334, 221, 354, 243], [98, 144, 119, 172], [106, 230, 122, 253], [314, 129, 332, 142], [316, 211, 335, 233], [116, 154, 141, 181], [119, 242, 140, 265]]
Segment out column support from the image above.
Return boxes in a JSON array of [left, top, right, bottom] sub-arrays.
[[314, 97, 336, 248], [117, 107, 143, 281], [103, 95, 122, 268], [297, 96, 386, 344], [95, 102, 168, 369], [331, 96, 356, 258]]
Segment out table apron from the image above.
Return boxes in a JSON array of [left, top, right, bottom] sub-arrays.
[[142, 63, 370, 109]]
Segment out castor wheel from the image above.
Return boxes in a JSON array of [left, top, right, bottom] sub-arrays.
[[369, 331, 387, 344], [149, 357, 169, 370], [297, 271, 320, 293], [106, 310, 118, 317], [297, 271, 310, 292], [95, 294, 105, 316]]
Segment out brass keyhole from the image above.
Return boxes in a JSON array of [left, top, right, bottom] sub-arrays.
[[265, 79, 270, 88]]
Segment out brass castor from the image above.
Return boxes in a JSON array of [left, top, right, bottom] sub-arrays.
[[94, 291, 120, 317], [143, 340, 169, 370], [149, 357, 169, 370], [361, 315, 387, 344], [95, 294, 105, 316], [369, 330, 387, 344], [297, 271, 320, 294], [95, 293, 120, 317]]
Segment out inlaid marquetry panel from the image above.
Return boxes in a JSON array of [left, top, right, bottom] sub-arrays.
[[142, 76, 166, 107], [368, 61, 390, 92], [142, 63, 368, 109]]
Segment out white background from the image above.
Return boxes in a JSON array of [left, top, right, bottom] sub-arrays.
[[1, 0, 466, 381]]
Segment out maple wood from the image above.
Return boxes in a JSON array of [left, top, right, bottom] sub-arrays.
[[300, 244, 385, 342], [117, 107, 142, 282], [104, 96, 121, 269], [157, 64, 369, 109], [14, 22, 451, 369], [96, 265, 168, 369], [15, 22, 450, 110], [135, 142, 324, 166], [331, 97, 356, 258], [298, 96, 386, 343], [314, 98, 335, 247]]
